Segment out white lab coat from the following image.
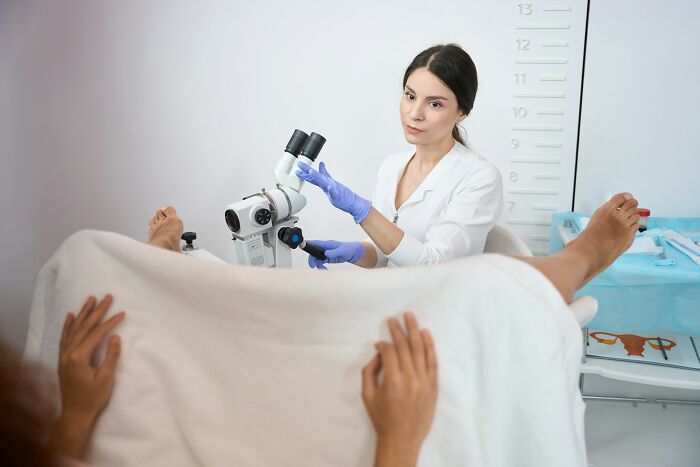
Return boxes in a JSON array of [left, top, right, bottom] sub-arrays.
[[368, 142, 503, 267]]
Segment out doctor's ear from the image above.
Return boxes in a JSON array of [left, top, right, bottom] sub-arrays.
[[457, 111, 468, 123]]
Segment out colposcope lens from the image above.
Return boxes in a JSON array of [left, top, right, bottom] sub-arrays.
[[225, 209, 241, 232], [285, 129, 309, 156], [299, 132, 326, 161]]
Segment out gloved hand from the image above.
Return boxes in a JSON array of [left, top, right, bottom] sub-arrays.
[[306, 240, 365, 270], [296, 161, 372, 224]]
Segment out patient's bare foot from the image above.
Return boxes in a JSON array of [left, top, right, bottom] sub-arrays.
[[571, 193, 640, 281], [147, 206, 183, 252]]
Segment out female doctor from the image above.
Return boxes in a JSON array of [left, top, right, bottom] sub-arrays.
[[296, 44, 503, 269]]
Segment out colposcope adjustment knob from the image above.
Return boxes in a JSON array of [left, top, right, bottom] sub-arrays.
[[181, 232, 197, 251], [181, 232, 197, 244], [254, 208, 272, 225]]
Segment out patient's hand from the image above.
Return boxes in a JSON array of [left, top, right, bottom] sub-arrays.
[[362, 312, 438, 467], [48, 294, 125, 460]]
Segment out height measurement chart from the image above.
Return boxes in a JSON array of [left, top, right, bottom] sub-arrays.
[[507, 2, 587, 255]]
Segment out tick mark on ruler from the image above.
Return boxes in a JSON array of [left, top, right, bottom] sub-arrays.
[[536, 109, 565, 115], [512, 125, 563, 132], [514, 92, 565, 98], [542, 5, 572, 12], [509, 189, 559, 196], [532, 204, 559, 211], [511, 157, 561, 164], [539, 75, 567, 81], [506, 218, 553, 226], [516, 59, 568, 65], [541, 41, 569, 47], [516, 24, 570, 30]]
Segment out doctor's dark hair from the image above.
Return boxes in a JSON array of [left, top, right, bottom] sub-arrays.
[[403, 44, 478, 146]]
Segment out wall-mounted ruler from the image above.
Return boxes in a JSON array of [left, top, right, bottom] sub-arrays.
[[507, 1, 587, 255]]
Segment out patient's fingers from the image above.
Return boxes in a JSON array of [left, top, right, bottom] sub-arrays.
[[362, 353, 381, 402], [68, 296, 97, 340], [60, 313, 74, 355], [422, 329, 438, 383], [388, 317, 413, 375], [83, 294, 113, 329], [404, 312, 425, 377], [98, 335, 121, 380], [72, 295, 113, 346], [375, 341, 399, 381], [80, 312, 126, 358]]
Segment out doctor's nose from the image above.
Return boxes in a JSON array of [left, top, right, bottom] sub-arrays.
[[408, 104, 425, 121]]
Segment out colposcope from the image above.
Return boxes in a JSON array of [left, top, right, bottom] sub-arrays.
[[221, 129, 327, 267]]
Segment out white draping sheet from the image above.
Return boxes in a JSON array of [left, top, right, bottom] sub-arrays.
[[24, 230, 587, 467]]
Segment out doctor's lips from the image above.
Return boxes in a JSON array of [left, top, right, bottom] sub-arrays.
[[405, 124, 424, 135]]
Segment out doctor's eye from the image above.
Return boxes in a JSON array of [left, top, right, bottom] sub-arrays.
[[429, 101, 442, 109], [405, 92, 415, 101]]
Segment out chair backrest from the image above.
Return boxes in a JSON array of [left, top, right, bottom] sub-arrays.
[[483, 225, 598, 327], [484, 224, 533, 257]]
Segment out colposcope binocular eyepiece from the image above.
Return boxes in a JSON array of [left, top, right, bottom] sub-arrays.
[[299, 132, 326, 161], [226, 129, 326, 236], [284, 129, 326, 161], [285, 129, 309, 156]]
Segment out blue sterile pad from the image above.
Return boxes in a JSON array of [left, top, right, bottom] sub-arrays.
[[551, 214, 700, 336]]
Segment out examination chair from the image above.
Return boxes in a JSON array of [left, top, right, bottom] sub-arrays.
[[484, 224, 598, 327]]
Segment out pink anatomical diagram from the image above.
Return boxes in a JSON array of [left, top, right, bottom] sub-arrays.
[[590, 332, 677, 357]]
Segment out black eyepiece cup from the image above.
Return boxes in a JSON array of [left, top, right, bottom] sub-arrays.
[[285, 129, 309, 157], [299, 132, 326, 161]]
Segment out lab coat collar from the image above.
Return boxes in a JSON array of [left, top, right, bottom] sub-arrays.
[[393, 143, 462, 209]]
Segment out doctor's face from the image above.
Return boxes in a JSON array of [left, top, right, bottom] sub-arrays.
[[400, 67, 465, 147]]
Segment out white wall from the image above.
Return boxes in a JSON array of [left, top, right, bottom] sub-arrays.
[[0, 0, 590, 350], [574, 0, 700, 216]]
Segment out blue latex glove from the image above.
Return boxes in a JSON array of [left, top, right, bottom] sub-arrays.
[[306, 240, 365, 270], [296, 161, 372, 224]]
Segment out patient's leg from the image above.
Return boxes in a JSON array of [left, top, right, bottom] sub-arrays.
[[516, 193, 639, 303], [147, 206, 183, 252]]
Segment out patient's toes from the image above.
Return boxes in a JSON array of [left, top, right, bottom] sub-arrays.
[[161, 206, 177, 219], [574, 192, 639, 279], [604, 193, 625, 212], [147, 205, 183, 252]]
